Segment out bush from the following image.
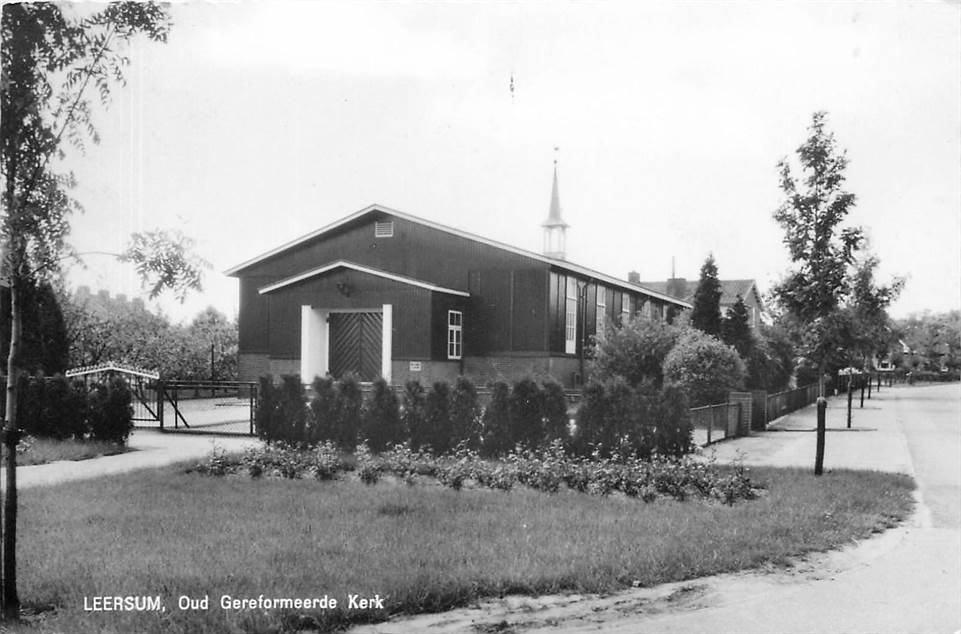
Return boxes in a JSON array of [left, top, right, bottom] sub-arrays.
[[449, 376, 480, 450], [362, 378, 402, 452], [254, 376, 278, 441], [278, 375, 309, 444], [43, 376, 87, 439], [663, 329, 746, 407], [541, 379, 569, 445], [480, 381, 512, 457], [307, 376, 337, 445], [509, 378, 543, 448], [588, 316, 682, 387], [87, 378, 133, 444], [403, 380, 429, 452], [424, 381, 453, 454], [652, 384, 692, 457], [333, 373, 363, 450], [572, 381, 607, 457]]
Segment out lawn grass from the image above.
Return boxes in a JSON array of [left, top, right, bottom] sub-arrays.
[[16, 464, 914, 633], [8, 437, 131, 466]]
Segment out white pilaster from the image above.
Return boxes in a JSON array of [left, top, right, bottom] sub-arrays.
[[381, 304, 393, 382]]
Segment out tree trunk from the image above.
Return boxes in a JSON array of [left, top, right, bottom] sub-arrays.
[[2, 277, 21, 620]]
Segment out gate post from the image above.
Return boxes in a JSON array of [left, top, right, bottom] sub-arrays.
[[157, 380, 164, 430]]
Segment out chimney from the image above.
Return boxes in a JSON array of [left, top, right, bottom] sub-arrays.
[[628, 271, 640, 285], [666, 277, 688, 299]]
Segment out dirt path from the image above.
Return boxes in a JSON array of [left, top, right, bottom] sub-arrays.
[[351, 384, 961, 634]]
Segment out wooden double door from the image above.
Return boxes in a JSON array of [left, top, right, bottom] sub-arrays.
[[328, 312, 383, 382]]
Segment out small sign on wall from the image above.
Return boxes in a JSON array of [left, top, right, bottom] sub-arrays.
[[409, 361, 422, 372]]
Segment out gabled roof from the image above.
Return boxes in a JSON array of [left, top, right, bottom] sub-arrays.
[[258, 260, 471, 297], [227, 204, 690, 307], [640, 278, 763, 308]]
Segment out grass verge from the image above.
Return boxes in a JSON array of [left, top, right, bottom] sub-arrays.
[[17, 465, 913, 633], [7, 436, 131, 466]]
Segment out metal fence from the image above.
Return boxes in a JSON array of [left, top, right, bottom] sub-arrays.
[[689, 402, 741, 445], [765, 383, 819, 424], [153, 380, 257, 435]]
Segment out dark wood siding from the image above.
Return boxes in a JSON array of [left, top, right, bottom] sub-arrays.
[[262, 271, 435, 359], [239, 277, 270, 353], [237, 213, 554, 358]]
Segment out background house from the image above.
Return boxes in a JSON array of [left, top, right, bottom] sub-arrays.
[[227, 184, 690, 388], [641, 277, 766, 329]]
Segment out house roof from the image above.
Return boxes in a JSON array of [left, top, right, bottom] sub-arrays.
[[640, 278, 763, 307], [227, 203, 690, 307], [258, 260, 471, 297]]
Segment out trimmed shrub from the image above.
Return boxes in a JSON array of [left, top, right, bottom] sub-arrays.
[[588, 316, 682, 387], [333, 373, 363, 450], [480, 380, 512, 457], [572, 380, 607, 456], [449, 376, 480, 450], [509, 378, 543, 448], [87, 377, 133, 444], [403, 380, 429, 452], [46, 376, 88, 439], [663, 329, 747, 407], [652, 384, 692, 457], [308, 376, 337, 445], [255, 376, 278, 441], [278, 375, 309, 444], [424, 381, 453, 455], [541, 379, 569, 445], [362, 378, 402, 452]]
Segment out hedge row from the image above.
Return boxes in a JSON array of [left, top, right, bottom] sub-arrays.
[[5, 375, 134, 444], [256, 375, 570, 457], [256, 374, 693, 459]]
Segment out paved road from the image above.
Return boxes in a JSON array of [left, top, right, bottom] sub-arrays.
[[353, 383, 961, 634]]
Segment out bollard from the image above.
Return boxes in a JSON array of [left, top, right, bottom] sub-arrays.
[[846, 377, 853, 428], [815, 397, 827, 476]]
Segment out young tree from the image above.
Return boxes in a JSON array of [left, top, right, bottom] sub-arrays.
[[1, 3, 205, 619], [846, 254, 903, 371], [690, 255, 722, 337], [771, 112, 864, 397], [720, 295, 754, 359]]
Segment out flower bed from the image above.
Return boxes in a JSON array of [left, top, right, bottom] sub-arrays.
[[191, 440, 758, 505]]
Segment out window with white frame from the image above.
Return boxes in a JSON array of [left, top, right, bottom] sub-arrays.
[[447, 310, 463, 359], [595, 288, 606, 341], [565, 277, 578, 354], [621, 293, 631, 324]]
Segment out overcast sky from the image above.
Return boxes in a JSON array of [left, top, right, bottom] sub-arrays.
[[62, 0, 961, 323]]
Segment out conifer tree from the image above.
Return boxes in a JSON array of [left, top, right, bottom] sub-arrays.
[[721, 295, 754, 358], [691, 255, 722, 337]]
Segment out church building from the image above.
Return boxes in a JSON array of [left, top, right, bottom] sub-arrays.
[[226, 164, 690, 387]]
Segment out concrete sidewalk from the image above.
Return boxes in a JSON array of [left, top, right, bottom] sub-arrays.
[[1, 429, 261, 489], [703, 386, 915, 475]]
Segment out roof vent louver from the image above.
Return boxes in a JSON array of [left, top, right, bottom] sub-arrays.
[[374, 220, 394, 238]]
